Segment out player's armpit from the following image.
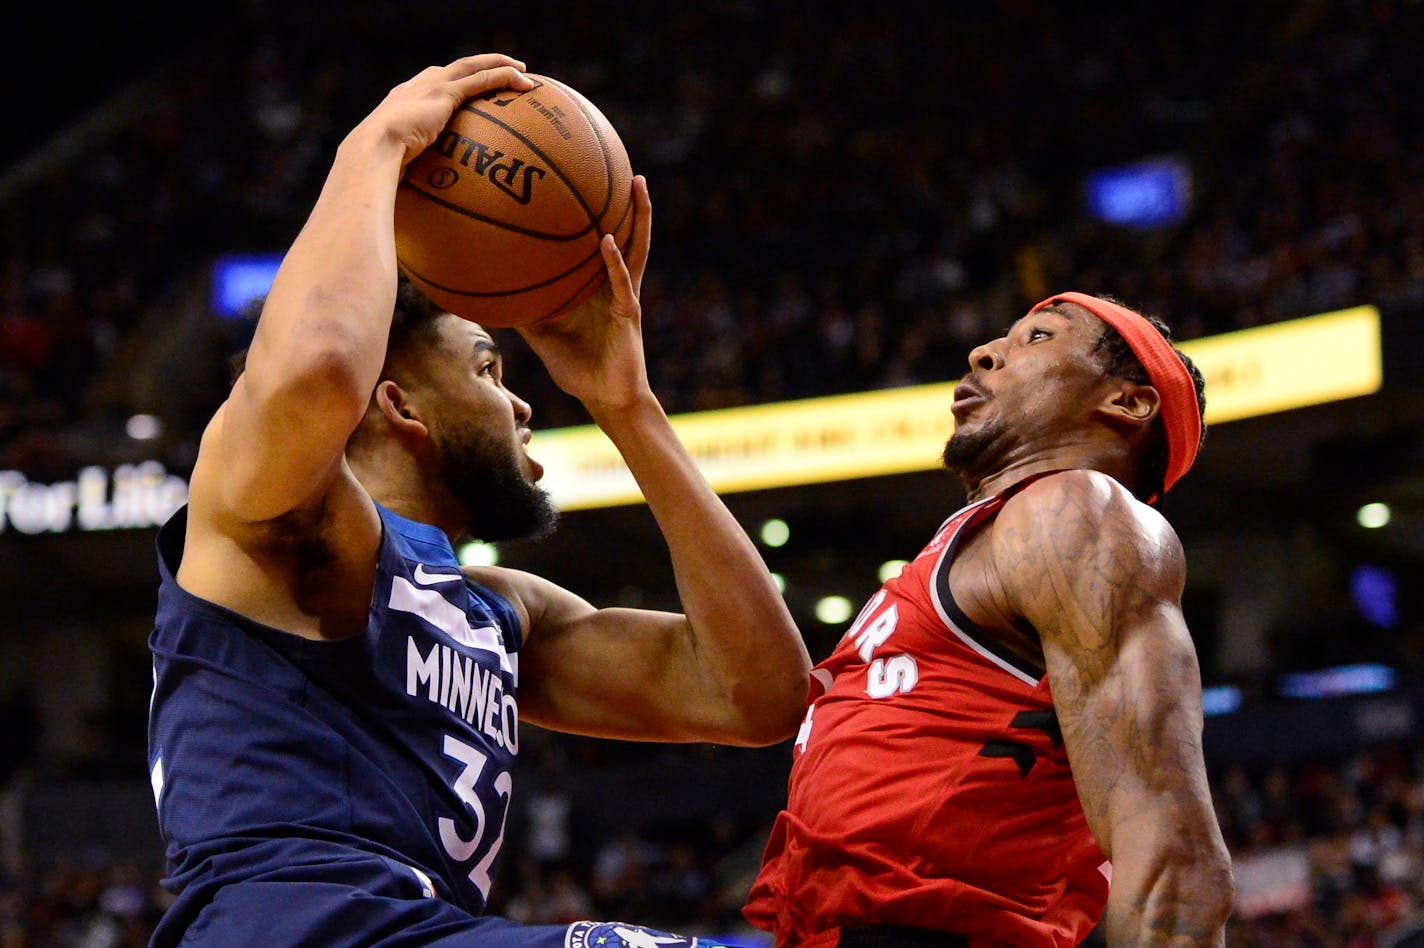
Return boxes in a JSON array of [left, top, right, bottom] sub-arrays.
[[991, 470, 1234, 946], [466, 566, 788, 746]]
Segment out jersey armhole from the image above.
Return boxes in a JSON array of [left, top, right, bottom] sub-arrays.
[[931, 493, 1048, 684], [471, 583, 524, 654]]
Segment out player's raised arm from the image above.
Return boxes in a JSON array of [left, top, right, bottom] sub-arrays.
[[198, 56, 534, 524], [504, 177, 811, 746], [993, 471, 1234, 946]]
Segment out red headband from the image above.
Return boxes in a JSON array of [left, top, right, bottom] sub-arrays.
[[1029, 291, 1201, 497]]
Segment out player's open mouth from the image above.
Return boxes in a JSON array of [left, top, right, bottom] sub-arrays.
[[519, 428, 544, 481], [951, 382, 986, 417]]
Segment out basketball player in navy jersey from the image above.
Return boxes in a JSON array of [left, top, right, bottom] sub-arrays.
[[745, 294, 1234, 946], [146, 54, 810, 946]]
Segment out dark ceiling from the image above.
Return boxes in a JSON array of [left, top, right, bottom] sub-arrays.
[[2, 7, 242, 171]]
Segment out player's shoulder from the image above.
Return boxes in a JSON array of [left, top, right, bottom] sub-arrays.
[[462, 564, 536, 598], [461, 564, 595, 648], [460, 565, 542, 632], [1001, 468, 1168, 530], [995, 469, 1184, 580]]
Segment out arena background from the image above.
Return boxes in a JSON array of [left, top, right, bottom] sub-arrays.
[[2, 1, 1423, 944]]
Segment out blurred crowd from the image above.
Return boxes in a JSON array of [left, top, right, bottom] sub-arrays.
[[5, 1, 1424, 945], [1218, 741, 1424, 946], [3, 0, 1424, 467], [7, 733, 1424, 946]]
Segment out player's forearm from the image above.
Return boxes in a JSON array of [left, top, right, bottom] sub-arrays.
[[588, 394, 811, 744], [212, 128, 410, 522], [245, 126, 407, 411], [1086, 740, 1235, 946], [1105, 847, 1234, 946]]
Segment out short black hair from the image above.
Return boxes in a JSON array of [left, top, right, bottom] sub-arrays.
[[386, 275, 448, 368], [1087, 295, 1207, 502]]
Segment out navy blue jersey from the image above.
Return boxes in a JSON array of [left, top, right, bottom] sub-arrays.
[[147, 502, 524, 939]]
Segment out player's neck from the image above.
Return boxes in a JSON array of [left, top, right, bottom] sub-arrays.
[[964, 446, 1133, 501], [351, 453, 464, 542]]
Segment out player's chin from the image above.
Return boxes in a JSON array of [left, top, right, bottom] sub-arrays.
[[948, 410, 980, 437]]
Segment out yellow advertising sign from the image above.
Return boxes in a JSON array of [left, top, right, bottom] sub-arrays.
[[1178, 305, 1381, 424], [531, 305, 1382, 510], [533, 385, 958, 510]]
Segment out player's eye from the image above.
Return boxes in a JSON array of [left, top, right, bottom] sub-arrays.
[[1027, 326, 1051, 342]]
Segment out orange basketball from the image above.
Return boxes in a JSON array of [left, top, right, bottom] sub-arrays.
[[394, 73, 633, 327]]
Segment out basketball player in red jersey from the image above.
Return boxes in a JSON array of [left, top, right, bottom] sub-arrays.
[[745, 293, 1233, 947]]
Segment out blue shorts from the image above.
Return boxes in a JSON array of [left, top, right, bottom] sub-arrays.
[[162, 878, 740, 947]]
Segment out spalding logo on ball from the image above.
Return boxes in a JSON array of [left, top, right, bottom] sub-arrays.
[[394, 74, 634, 328]]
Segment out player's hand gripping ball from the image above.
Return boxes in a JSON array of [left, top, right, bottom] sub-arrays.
[[394, 74, 634, 327]]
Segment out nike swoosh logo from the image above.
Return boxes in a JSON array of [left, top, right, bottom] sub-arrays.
[[412, 564, 463, 586]]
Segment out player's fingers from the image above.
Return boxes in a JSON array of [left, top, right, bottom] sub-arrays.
[[600, 235, 639, 318], [624, 176, 652, 295], [452, 65, 536, 100], [397, 56, 525, 102], [441, 53, 527, 77]]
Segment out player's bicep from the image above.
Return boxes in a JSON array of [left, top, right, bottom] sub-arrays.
[[473, 567, 717, 741], [995, 472, 1213, 856], [203, 363, 365, 522], [524, 605, 706, 739], [1042, 603, 1210, 853]]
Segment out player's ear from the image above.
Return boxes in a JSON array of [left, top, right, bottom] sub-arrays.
[[1098, 380, 1160, 431], [375, 380, 429, 437]]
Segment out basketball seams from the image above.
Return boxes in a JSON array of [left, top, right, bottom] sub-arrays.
[[393, 74, 633, 326], [528, 210, 638, 324], [401, 187, 635, 304], [397, 179, 592, 242], [539, 76, 618, 224], [462, 97, 603, 232], [535, 261, 609, 325], [399, 240, 603, 298]]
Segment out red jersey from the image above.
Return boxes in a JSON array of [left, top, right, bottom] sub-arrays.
[[745, 485, 1109, 947]]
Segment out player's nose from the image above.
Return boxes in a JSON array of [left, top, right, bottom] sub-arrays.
[[967, 338, 1006, 372], [505, 386, 532, 424]]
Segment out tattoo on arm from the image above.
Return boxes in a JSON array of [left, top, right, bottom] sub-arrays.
[[992, 473, 1233, 945]]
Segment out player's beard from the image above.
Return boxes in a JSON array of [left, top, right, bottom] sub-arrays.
[[437, 424, 558, 543], [941, 418, 1009, 485]]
